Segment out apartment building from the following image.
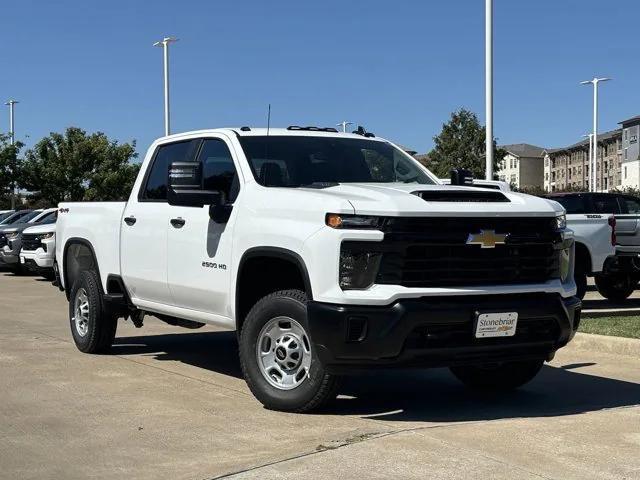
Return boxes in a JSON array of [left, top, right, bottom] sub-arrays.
[[620, 115, 640, 188], [496, 143, 545, 188], [543, 129, 622, 192]]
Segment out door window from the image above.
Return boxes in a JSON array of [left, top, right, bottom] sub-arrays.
[[592, 194, 621, 214], [141, 139, 201, 201], [552, 195, 585, 214], [198, 139, 240, 202], [622, 196, 640, 214]]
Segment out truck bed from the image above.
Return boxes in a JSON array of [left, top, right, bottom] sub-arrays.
[[55, 202, 126, 291]]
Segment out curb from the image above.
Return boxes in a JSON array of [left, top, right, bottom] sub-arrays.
[[570, 332, 640, 358], [581, 307, 640, 318]]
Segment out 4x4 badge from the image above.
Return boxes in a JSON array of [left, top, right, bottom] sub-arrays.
[[466, 230, 509, 248]]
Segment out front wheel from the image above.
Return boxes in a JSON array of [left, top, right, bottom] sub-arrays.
[[574, 268, 587, 300], [69, 270, 118, 353], [450, 360, 544, 391], [595, 273, 636, 302], [239, 289, 340, 412]]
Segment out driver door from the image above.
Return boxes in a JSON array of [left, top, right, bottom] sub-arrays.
[[166, 136, 241, 317]]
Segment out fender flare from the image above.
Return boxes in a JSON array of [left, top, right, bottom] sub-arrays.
[[62, 237, 103, 299], [235, 246, 313, 320]]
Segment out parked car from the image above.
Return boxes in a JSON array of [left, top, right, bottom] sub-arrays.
[[19, 219, 57, 279], [545, 192, 639, 301], [56, 127, 579, 412], [0, 208, 56, 273]]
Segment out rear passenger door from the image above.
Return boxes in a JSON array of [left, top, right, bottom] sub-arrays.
[[120, 139, 201, 305], [167, 135, 241, 317], [617, 195, 640, 247]]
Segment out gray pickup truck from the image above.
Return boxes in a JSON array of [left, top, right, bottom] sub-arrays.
[[545, 192, 640, 301]]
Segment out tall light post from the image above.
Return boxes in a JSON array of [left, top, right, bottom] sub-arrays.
[[153, 36, 178, 136], [5, 99, 18, 209], [580, 77, 611, 192], [582, 133, 594, 191], [485, 0, 494, 180], [336, 121, 353, 133]]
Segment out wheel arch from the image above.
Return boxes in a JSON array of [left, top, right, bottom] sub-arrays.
[[235, 247, 313, 331], [62, 238, 103, 300]]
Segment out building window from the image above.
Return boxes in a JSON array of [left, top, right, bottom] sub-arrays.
[[625, 166, 627, 179], [625, 148, 628, 160]]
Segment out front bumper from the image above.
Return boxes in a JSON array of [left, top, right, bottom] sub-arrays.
[[0, 246, 19, 265], [19, 250, 55, 269], [307, 293, 581, 373]]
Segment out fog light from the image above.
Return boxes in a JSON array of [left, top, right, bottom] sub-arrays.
[[339, 250, 382, 290]]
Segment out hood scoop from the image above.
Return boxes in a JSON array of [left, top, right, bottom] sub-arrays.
[[412, 190, 510, 203]]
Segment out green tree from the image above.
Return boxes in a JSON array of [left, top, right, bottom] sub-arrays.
[[428, 109, 505, 179], [0, 133, 24, 209], [20, 127, 139, 204]]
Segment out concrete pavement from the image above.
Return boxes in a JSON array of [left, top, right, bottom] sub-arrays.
[[0, 271, 638, 479]]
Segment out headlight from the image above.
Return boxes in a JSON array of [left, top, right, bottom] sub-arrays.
[[556, 213, 566, 230], [39, 232, 55, 240], [339, 247, 382, 290], [5, 232, 19, 240], [326, 213, 384, 229]]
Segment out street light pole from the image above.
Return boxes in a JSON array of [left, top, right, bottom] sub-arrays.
[[336, 121, 353, 133], [485, 0, 493, 180], [153, 37, 178, 136], [581, 77, 611, 192], [4, 99, 18, 209], [582, 133, 594, 191]]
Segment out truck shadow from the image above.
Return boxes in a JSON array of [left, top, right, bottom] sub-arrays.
[[112, 330, 640, 423]]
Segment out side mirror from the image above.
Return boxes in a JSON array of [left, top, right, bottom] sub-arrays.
[[168, 161, 222, 207], [450, 168, 474, 186]]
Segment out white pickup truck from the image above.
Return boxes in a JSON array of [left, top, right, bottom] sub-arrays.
[[56, 127, 579, 412]]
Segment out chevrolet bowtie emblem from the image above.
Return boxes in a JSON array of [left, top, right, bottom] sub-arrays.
[[466, 230, 509, 248]]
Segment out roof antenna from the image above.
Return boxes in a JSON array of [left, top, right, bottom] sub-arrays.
[[267, 103, 271, 136]]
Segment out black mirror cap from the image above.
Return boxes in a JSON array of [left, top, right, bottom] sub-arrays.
[[450, 168, 474, 186]]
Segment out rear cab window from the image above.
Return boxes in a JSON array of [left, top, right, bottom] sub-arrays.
[[551, 195, 586, 214]]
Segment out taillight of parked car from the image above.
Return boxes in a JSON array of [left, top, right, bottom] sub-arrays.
[[608, 216, 616, 246]]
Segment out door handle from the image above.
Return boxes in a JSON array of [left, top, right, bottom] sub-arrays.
[[170, 217, 186, 228], [124, 216, 136, 226]]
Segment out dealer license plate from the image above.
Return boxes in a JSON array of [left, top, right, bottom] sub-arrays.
[[475, 312, 518, 338]]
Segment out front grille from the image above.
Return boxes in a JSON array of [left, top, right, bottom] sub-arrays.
[[344, 216, 562, 288], [21, 234, 42, 251]]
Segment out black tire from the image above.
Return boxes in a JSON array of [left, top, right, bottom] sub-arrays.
[[595, 273, 636, 302], [574, 267, 587, 300], [69, 270, 117, 354], [450, 360, 544, 391], [239, 289, 340, 412], [41, 269, 56, 281]]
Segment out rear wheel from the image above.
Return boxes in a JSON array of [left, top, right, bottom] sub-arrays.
[[69, 270, 117, 353], [595, 273, 636, 302], [239, 289, 340, 412], [450, 360, 544, 391]]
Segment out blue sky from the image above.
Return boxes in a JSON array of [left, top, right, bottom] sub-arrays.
[[0, 0, 637, 156]]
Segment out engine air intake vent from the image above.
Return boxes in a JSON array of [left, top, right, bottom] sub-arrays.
[[412, 190, 510, 203]]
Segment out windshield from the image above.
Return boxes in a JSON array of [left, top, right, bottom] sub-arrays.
[[0, 210, 31, 225], [16, 211, 41, 224], [0, 212, 15, 223], [238, 136, 436, 187], [35, 211, 57, 224]]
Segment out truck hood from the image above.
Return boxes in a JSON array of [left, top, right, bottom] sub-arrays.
[[22, 223, 56, 235], [307, 183, 562, 217]]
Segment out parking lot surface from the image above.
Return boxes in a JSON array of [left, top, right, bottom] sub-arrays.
[[0, 271, 639, 480]]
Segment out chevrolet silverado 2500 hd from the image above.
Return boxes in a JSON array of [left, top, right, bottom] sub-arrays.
[[56, 127, 579, 412]]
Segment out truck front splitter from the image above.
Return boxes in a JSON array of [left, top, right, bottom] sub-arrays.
[[307, 293, 581, 373]]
